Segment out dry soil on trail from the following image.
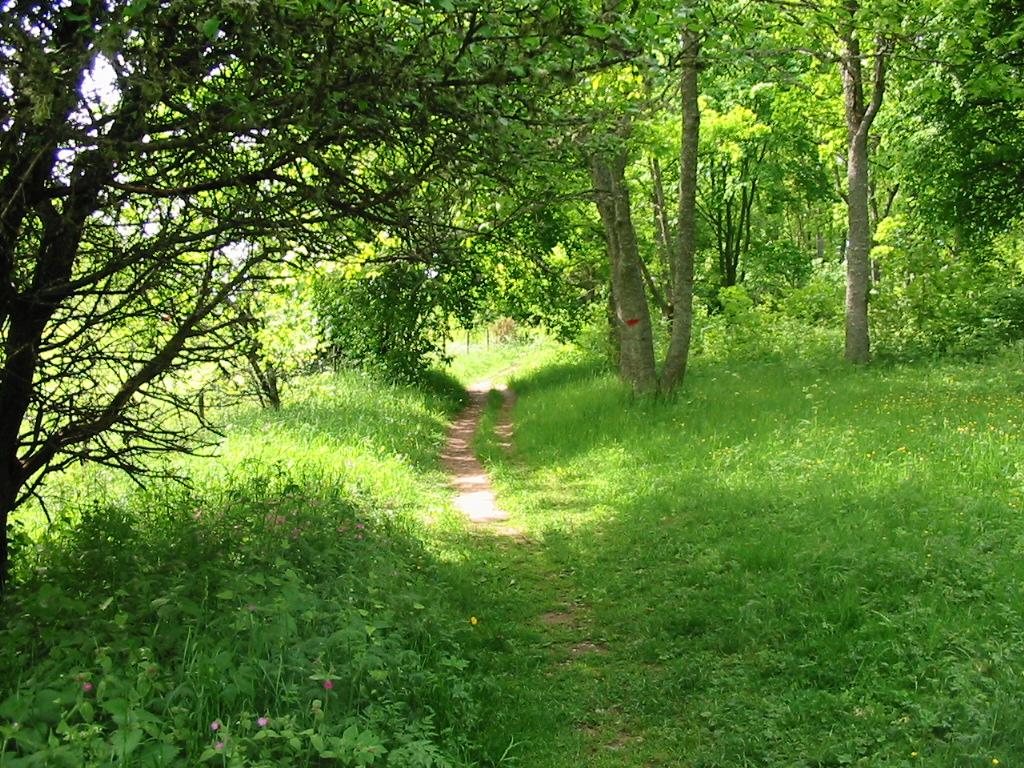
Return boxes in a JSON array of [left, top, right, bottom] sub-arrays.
[[441, 377, 516, 527]]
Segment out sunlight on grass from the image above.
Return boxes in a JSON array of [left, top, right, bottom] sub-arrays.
[[6, 341, 1024, 768], [445, 334, 565, 387], [470, 347, 1024, 767]]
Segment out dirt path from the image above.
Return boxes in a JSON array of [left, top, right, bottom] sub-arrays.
[[442, 372, 625, 762], [442, 376, 514, 525]]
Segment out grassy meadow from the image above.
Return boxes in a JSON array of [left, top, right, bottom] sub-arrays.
[[0, 368, 482, 767], [2, 333, 1024, 767], [461, 342, 1024, 767]]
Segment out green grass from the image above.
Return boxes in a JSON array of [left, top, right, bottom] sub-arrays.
[[445, 336, 557, 387], [6, 336, 1024, 767], [0, 369, 481, 768], [457, 344, 1024, 767]]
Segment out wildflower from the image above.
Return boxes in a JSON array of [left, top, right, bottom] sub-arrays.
[[992, 761, 1000, 766], [257, 717, 269, 728], [215, 741, 225, 751], [323, 679, 334, 690], [911, 752, 918, 758], [355, 523, 365, 530], [81, 682, 93, 693], [470, 616, 478, 626], [210, 720, 221, 732]]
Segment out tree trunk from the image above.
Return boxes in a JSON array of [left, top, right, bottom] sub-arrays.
[[661, 29, 700, 394], [606, 287, 621, 370], [845, 128, 872, 363], [0, 471, 16, 595], [840, 7, 887, 364], [591, 151, 657, 394], [649, 155, 675, 314]]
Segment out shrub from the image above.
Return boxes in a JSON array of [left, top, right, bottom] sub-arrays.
[[0, 470, 479, 767], [871, 217, 1024, 359], [779, 267, 844, 325]]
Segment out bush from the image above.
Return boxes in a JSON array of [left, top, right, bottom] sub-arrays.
[[0, 470, 479, 767], [871, 217, 1024, 359], [312, 266, 460, 384], [779, 267, 844, 325]]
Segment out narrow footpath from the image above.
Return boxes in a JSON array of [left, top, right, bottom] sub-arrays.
[[439, 373, 627, 766], [441, 376, 514, 525]]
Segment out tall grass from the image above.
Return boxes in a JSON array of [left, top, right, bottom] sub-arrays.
[[0, 370, 481, 768], [466, 344, 1024, 767]]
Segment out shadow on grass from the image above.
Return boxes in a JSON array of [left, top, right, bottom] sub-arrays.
[[458, 352, 1024, 767]]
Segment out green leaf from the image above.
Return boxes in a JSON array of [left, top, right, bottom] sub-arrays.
[[202, 17, 220, 40], [111, 727, 143, 757], [124, 0, 149, 19], [139, 743, 179, 767]]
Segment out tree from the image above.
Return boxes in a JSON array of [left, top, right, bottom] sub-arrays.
[[893, 0, 1024, 238], [591, 129, 660, 394], [659, 27, 701, 392], [837, 0, 890, 363], [696, 103, 770, 290], [0, 0, 608, 590]]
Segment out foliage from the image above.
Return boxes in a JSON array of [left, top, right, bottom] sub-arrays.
[[778, 264, 845, 324], [871, 217, 1024, 358], [312, 264, 462, 384], [893, 0, 1024, 236], [0, 369, 479, 767], [227, 272, 321, 409], [0, 0, 617, 584], [692, 285, 839, 363]]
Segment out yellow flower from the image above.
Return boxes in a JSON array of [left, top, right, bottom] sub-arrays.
[[992, 760, 999, 766], [911, 752, 918, 758], [470, 616, 478, 626]]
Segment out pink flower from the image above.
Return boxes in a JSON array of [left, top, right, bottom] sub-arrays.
[[210, 720, 221, 732], [81, 682, 93, 693], [323, 679, 334, 690], [257, 716, 269, 728], [215, 741, 225, 751]]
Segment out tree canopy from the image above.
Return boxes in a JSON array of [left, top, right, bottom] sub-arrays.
[[1, 0, 1023, 586]]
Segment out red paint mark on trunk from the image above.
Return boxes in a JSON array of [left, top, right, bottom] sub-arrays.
[[626, 318, 640, 327]]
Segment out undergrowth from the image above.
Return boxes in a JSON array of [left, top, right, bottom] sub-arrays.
[[0, 370, 480, 768]]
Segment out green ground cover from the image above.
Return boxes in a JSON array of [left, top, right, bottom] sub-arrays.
[[460, 344, 1024, 767], [3, 338, 1024, 768], [0, 370, 481, 768]]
